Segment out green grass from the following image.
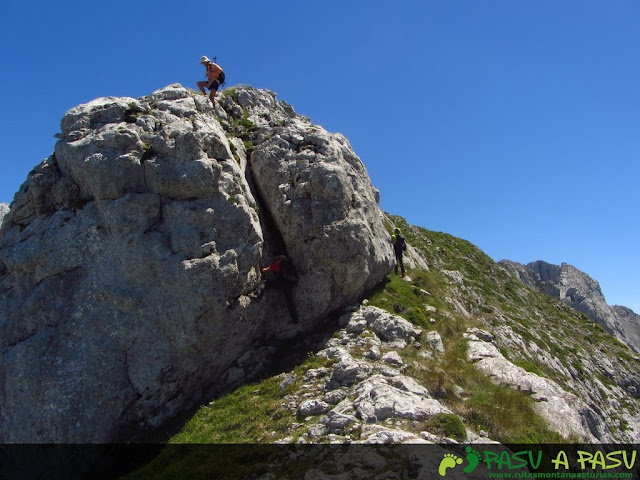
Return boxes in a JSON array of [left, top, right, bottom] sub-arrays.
[[169, 381, 289, 443], [220, 87, 239, 101], [368, 275, 441, 329], [400, 320, 564, 443], [236, 115, 256, 131], [463, 386, 565, 443], [423, 413, 467, 441], [242, 140, 254, 153], [224, 111, 257, 141], [169, 354, 332, 444]]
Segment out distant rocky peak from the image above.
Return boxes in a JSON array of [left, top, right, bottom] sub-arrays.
[[528, 261, 606, 300], [500, 259, 640, 353]]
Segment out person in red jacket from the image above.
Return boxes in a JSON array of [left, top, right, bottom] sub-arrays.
[[197, 55, 224, 107], [261, 255, 300, 324]]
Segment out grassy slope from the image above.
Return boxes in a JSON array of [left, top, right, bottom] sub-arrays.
[[380, 215, 639, 433], [123, 214, 640, 478], [368, 216, 566, 443]]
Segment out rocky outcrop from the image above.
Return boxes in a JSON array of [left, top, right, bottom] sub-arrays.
[[249, 296, 640, 445], [464, 328, 602, 441], [500, 260, 640, 353], [273, 307, 489, 445], [0, 203, 8, 227], [488, 322, 640, 442], [0, 84, 393, 442], [219, 87, 392, 315], [612, 305, 640, 351]]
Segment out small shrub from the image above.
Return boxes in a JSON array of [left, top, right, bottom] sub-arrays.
[[222, 87, 239, 100], [238, 116, 255, 130], [141, 143, 154, 161], [424, 413, 467, 442]]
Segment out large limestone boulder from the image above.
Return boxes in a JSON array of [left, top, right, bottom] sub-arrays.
[[220, 86, 393, 321], [0, 84, 393, 442]]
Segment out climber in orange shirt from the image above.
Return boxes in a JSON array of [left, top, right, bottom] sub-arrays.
[[197, 56, 225, 107]]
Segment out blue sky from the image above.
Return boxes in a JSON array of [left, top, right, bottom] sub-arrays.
[[1, 0, 638, 313]]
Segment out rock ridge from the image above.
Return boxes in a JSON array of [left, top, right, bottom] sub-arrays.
[[3, 83, 638, 448], [500, 260, 640, 353]]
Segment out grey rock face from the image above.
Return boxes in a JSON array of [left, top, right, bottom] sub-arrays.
[[0, 85, 393, 442], [465, 328, 602, 441], [353, 375, 450, 423], [359, 424, 429, 444], [0, 203, 8, 227], [296, 399, 331, 418], [425, 331, 445, 353], [242, 97, 393, 318], [611, 305, 640, 352], [500, 260, 640, 353]]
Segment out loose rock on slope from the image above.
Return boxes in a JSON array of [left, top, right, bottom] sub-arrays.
[[274, 306, 469, 445]]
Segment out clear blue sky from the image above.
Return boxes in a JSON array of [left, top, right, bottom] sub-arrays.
[[1, 0, 638, 313]]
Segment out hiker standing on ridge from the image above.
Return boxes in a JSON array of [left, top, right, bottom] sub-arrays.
[[391, 228, 407, 276], [197, 55, 225, 107], [261, 255, 300, 324]]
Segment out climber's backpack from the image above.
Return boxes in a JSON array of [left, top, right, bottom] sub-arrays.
[[394, 235, 407, 252], [207, 60, 225, 86], [279, 258, 299, 283]]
